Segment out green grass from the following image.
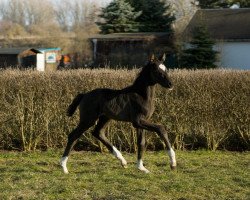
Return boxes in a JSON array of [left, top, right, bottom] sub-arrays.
[[0, 150, 249, 200]]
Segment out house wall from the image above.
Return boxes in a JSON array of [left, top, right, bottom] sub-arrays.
[[215, 42, 250, 70], [94, 40, 150, 67], [93, 39, 173, 68], [0, 54, 18, 67]]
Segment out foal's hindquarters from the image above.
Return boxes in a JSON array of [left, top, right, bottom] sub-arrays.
[[60, 90, 129, 174]]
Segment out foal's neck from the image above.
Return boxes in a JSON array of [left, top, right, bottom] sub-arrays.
[[131, 69, 156, 100]]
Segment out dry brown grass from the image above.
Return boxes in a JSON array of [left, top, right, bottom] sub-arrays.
[[0, 68, 249, 151]]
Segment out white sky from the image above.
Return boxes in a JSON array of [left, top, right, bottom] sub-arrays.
[[86, 0, 111, 6], [53, 0, 111, 6], [80, 0, 111, 4]]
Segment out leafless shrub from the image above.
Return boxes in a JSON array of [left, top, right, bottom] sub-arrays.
[[0, 69, 249, 151]]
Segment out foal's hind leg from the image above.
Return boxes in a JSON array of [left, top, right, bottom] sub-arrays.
[[136, 129, 149, 173], [61, 122, 94, 174], [92, 116, 127, 168]]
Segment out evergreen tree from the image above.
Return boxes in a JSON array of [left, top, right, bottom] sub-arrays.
[[198, 0, 221, 8], [127, 0, 175, 32], [199, 0, 250, 8], [180, 25, 218, 69], [96, 0, 141, 34]]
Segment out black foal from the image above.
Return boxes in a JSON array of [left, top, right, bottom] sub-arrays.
[[60, 54, 176, 174]]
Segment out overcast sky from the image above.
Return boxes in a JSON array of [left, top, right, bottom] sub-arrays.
[[86, 0, 111, 6], [53, 0, 112, 6]]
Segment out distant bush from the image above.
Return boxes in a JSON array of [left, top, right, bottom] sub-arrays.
[[0, 69, 249, 151]]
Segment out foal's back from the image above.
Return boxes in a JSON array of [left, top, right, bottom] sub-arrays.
[[79, 87, 144, 122]]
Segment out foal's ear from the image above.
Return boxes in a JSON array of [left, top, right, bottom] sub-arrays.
[[158, 53, 166, 62], [149, 54, 155, 62]]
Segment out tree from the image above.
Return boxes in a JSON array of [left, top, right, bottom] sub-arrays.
[[239, 0, 250, 7], [0, 0, 56, 32], [0, 21, 27, 38], [54, 0, 99, 32], [0, 0, 26, 27], [54, 0, 73, 31], [198, 0, 221, 8], [180, 25, 218, 69], [164, 0, 198, 34], [127, 0, 175, 32], [97, 0, 141, 34], [199, 0, 250, 8]]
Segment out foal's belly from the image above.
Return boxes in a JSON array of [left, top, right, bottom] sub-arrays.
[[102, 96, 132, 121]]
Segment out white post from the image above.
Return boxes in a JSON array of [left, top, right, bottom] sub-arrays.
[[36, 53, 45, 71], [92, 39, 97, 60]]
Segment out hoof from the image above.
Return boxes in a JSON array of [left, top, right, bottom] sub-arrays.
[[139, 169, 150, 174], [122, 162, 128, 168], [123, 164, 128, 169], [60, 164, 69, 174], [170, 165, 177, 170], [121, 159, 128, 168], [138, 167, 150, 174], [143, 169, 150, 174], [60, 157, 69, 174]]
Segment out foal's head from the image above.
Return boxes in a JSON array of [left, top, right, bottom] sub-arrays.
[[146, 54, 173, 89]]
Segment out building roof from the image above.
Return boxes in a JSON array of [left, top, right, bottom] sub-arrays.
[[0, 47, 31, 54], [38, 47, 61, 52], [183, 8, 250, 41], [90, 32, 171, 41], [0, 47, 60, 55]]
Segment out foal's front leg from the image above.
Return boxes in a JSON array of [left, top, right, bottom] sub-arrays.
[[136, 129, 150, 173], [134, 119, 177, 170]]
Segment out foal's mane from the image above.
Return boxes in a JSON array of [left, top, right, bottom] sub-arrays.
[[133, 63, 150, 85]]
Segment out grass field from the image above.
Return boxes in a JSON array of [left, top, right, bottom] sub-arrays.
[[0, 150, 249, 200]]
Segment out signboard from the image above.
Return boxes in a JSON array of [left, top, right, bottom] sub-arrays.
[[46, 52, 56, 63]]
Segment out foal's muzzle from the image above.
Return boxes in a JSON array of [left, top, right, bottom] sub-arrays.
[[168, 85, 174, 91], [167, 81, 173, 90]]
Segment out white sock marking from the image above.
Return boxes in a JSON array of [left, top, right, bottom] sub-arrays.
[[159, 64, 166, 72], [137, 159, 150, 173], [60, 156, 69, 174], [112, 146, 127, 167], [168, 148, 177, 166]]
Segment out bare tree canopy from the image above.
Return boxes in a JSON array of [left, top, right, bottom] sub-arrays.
[[0, 0, 101, 35]]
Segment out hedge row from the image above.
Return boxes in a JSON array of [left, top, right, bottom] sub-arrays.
[[0, 69, 249, 151]]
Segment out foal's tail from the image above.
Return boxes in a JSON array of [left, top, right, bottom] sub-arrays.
[[67, 93, 84, 117]]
